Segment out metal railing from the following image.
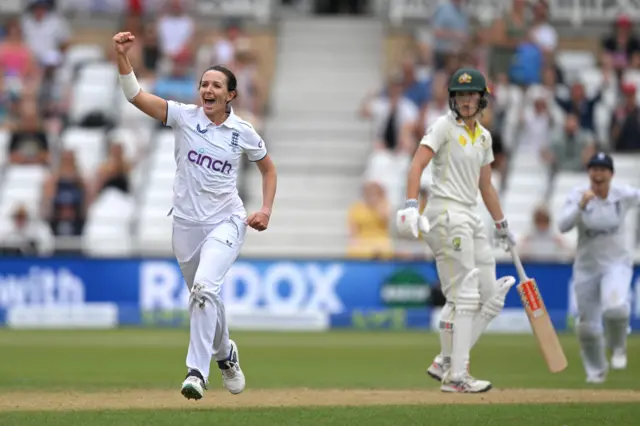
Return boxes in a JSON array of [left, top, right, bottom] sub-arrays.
[[387, 0, 640, 26]]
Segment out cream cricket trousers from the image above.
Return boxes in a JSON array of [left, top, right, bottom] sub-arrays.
[[172, 215, 247, 382], [423, 199, 497, 306]]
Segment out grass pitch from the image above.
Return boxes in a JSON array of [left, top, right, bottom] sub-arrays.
[[0, 329, 638, 425]]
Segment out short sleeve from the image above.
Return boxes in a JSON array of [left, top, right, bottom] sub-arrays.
[[241, 127, 268, 162], [164, 101, 197, 128], [482, 133, 494, 166], [419, 117, 447, 153]]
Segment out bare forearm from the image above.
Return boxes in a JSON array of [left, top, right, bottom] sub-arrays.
[[260, 170, 277, 213], [406, 158, 424, 201], [480, 184, 504, 221], [116, 52, 133, 75]]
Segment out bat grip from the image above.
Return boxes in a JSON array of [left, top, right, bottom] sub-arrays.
[[507, 241, 528, 282]]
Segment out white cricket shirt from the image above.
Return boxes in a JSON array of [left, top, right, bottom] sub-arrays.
[[420, 111, 494, 207], [165, 101, 267, 224], [558, 183, 640, 269]]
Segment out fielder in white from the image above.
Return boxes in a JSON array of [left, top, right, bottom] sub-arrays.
[[113, 32, 277, 400], [397, 68, 516, 393], [558, 152, 636, 383]]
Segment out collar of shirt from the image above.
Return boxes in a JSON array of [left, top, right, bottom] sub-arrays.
[[448, 111, 482, 140], [195, 105, 241, 132]]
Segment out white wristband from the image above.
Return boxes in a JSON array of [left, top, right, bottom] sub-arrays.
[[119, 71, 141, 101]]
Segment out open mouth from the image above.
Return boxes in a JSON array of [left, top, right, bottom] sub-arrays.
[[203, 98, 215, 107]]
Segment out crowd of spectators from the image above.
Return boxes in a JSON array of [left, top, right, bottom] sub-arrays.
[[350, 0, 640, 261], [0, 0, 265, 256]]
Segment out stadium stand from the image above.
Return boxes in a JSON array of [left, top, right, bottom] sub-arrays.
[[1, 0, 640, 263], [376, 0, 640, 262]]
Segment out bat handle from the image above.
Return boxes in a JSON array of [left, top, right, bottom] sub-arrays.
[[507, 240, 529, 283]]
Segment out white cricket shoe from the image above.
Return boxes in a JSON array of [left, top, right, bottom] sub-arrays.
[[427, 355, 470, 383], [426, 354, 447, 382], [611, 350, 627, 370], [181, 370, 206, 400], [441, 371, 492, 393], [217, 339, 245, 394], [586, 372, 607, 384]]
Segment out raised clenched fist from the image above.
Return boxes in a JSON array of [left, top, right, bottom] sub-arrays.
[[580, 189, 596, 210], [112, 32, 135, 55]]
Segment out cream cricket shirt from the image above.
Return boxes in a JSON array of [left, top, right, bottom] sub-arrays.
[[420, 111, 493, 207]]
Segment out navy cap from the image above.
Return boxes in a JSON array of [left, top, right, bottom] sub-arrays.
[[587, 152, 614, 172]]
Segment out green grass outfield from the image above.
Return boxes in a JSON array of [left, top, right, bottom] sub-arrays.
[[0, 329, 638, 425]]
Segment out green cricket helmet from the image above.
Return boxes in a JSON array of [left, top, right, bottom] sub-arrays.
[[448, 68, 490, 117], [448, 68, 489, 93]]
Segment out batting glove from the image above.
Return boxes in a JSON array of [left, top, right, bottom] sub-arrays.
[[396, 199, 430, 239], [494, 218, 516, 250]]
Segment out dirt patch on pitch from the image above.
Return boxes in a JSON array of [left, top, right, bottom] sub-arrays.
[[1, 388, 639, 411]]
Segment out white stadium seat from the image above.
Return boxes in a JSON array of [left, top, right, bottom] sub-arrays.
[[60, 128, 106, 178], [77, 62, 118, 86], [0, 165, 49, 219], [69, 83, 116, 124], [63, 44, 105, 71], [556, 50, 596, 78]]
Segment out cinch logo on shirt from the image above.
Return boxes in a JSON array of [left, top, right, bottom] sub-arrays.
[[187, 149, 233, 174]]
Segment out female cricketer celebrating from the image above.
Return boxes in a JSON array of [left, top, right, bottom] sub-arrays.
[[559, 152, 638, 383], [113, 32, 277, 400], [397, 68, 516, 393]]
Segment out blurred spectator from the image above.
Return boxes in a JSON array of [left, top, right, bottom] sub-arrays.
[[0, 19, 37, 82], [610, 83, 640, 152], [21, 0, 71, 67], [153, 58, 196, 105], [529, 0, 557, 55], [461, 29, 490, 77], [509, 37, 543, 86], [517, 91, 554, 159], [517, 205, 570, 261], [420, 72, 448, 133], [524, 65, 567, 107], [36, 53, 64, 125], [601, 14, 640, 81], [555, 78, 610, 133], [8, 100, 50, 165], [399, 55, 430, 109], [431, 0, 469, 71], [548, 113, 596, 172], [346, 180, 392, 259], [491, 73, 518, 136], [141, 24, 161, 77], [0, 71, 12, 128], [92, 142, 132, 201], [488, 0, 529, 77], [359, 75, 419, 155], [230, 45, 263, 127], [157, 0, 195, 68], [212, 24, 243, 66], [479, 105, 507, 184], [41, 149, 87, 237], [0, 204, 52, 256]]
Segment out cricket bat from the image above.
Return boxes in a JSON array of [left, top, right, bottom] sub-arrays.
[[507, 243, 568, 373]]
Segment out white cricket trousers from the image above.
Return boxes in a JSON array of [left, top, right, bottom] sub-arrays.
[[172, 215, 247, 383], [423, 198, 498, 377], [573, 262, 632, 377], [423, 199, 497, 304]]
